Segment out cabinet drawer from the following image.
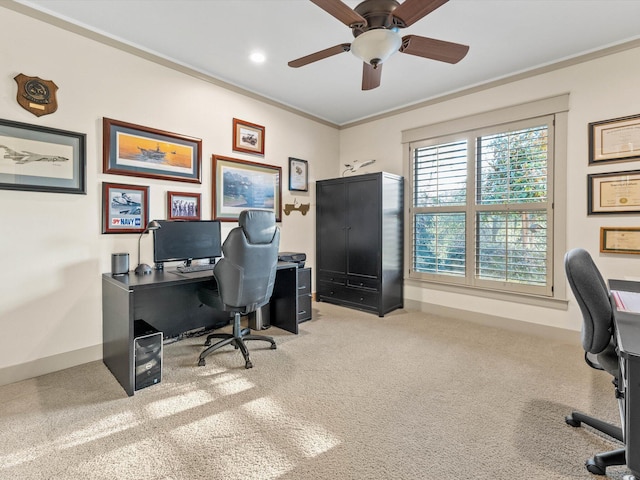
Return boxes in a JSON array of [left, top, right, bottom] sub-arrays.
[[343, 288, 379, 308], [347, 276, 379, 291], [297, 294, 312, 322], [318, 283, 347, 299], [318, 271, 346, 285], [297, 268, 311, 295]]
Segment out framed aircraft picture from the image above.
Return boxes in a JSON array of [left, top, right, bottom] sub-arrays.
[[102, 182, 149, 234], [0, 118, 86, 194]]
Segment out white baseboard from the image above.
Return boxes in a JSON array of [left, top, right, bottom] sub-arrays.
[[404, 298, 580, 345], [0, 344, 102, 387]]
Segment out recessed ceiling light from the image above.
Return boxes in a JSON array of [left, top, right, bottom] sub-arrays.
[[250, 52, 266, 64]]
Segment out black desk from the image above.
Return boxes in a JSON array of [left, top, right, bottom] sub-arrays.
[[102, 262, 299, 396], [609, 279, 640, 480]]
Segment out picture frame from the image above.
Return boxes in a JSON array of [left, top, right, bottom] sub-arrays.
[[103, 117, 201, 183], [0, 118, 85, 194], [232, 118, 265, 155], [589, 114, 640, 164], [212, 155, 281, 222], [102, 182, 149, 234], [167, 191, 201, 220], [600, 227, 640, 254], [288, 157, 308, 192], [588, 170, 640, 215]]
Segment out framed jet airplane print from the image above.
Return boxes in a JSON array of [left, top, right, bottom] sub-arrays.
[[0, 118, 86, 194]]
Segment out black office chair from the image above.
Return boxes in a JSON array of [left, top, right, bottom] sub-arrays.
[[198, 209, 279, 368], [564, 248, 625, 475]]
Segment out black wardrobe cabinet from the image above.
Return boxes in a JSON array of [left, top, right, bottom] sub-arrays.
[[315, 172, 404, 316]]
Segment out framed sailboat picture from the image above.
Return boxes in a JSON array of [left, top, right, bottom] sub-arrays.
[[103, 118, 201, 183]]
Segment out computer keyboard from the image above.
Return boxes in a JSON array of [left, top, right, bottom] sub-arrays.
[[176, 263, 215, 273]]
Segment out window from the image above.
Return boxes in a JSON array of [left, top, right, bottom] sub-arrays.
[[409, 116, 555, 296]]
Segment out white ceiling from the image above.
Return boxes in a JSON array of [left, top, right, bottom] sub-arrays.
[[10, 0, 640, 126]]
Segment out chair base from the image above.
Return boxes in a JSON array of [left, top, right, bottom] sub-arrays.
[[566, 411, 626, 475], [198, 312, 276, 368]]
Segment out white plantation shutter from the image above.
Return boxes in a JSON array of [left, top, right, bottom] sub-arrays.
[[411, 116, 554, 296]]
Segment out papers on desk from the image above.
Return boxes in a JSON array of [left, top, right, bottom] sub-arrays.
[[612, 290, 640, 313]]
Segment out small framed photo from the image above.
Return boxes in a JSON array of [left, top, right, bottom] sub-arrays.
[[212, 155, 281, 222], [289, 157, 308, 192], [600, 227, 640, 254], [103, 117, 201, 183], [167, 191, 201, 220], [588, 170, 640, 215], [232, 118, 265, 155], [102, 182, 149, 234], [0, 118, 86, 194], [589, 114, 640, 164]]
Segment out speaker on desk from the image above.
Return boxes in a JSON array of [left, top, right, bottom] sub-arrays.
[[134, 320, 162, 391], [111, 252, 129, 275]]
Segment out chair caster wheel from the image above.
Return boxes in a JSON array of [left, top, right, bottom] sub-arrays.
[[565, 415, 580, 427], [270, 344, 277, 350], [586, 458, 606, 476], [198, 358, 206, 366], [245, 361, 253, 369]]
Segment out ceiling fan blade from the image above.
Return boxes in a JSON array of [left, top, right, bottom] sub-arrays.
[[400, 35, 469, 63], [310, 0, 367, 28], [362, 63, 382, 91], [288, 43, 351, 68], [392, 0, 449, 27]]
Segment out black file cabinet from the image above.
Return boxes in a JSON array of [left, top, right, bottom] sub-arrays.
[[297, 267, 312, 323]]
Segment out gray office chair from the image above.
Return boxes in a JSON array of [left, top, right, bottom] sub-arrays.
[[198, 209, 279, 368], [564, 248, 625, 475]]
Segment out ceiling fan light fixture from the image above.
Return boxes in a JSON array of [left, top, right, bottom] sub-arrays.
[[351, 28, 402, 66]]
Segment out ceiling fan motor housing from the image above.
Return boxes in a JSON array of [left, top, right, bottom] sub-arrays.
[[352, 0, 402, 37]]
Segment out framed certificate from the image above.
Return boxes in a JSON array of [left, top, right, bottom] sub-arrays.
[[589, 114, 640, 164], [588, 170, 640, 215], [601, 227, 640, 254]]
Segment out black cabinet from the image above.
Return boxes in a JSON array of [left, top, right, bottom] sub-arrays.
[[316, 172, 403, 316], [297, 267, 312, 323]]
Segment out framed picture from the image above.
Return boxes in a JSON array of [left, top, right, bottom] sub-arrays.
[[588, 170, 640, 215], [103, 118, 201, 183], [212, 155, 281, 222], [601, 227, 640, 254], [232, 118, 265, 155], [0, 118, 85, 194], [289, 157, 308, 191], [167, 191, 201, 220], [102, 182, 149, 234], [589, 114, 640, 164]]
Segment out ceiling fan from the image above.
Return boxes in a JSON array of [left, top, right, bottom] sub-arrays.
[[288, 0, 469, 90]]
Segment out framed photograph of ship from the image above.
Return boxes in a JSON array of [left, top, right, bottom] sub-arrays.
[[232, 118, 265, 155], [167, 191, 201, 220], [102, 182, 149, 234], [103, 118, 201, 183], [212, 155, 281, 222]]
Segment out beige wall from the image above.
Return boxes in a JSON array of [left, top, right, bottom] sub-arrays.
[[0, 7, 338, 381], [339, 45, 640, 333]]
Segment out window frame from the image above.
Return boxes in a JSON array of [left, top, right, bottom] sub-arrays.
[[402, 95, 568, 301]]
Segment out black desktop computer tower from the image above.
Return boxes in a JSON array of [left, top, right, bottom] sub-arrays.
[[134, 319, 162, 391]]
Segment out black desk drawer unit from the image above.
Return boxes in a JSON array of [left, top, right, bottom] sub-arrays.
[[297, 268, 312, 322]]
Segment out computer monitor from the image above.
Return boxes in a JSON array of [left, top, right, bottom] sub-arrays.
[[153, 220, 222, 267]]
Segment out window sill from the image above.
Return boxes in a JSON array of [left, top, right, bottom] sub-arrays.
[[405, 277, 569, 310]]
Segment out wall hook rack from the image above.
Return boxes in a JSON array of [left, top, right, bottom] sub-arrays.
[[284, 198, 310, 215]]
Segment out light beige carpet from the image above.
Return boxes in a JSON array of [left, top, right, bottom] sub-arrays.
[[0, 302, 629, 479]]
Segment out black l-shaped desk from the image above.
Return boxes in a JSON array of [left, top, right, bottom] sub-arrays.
[[608, 279, 640, 480], [102, 262, 301, 396]]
